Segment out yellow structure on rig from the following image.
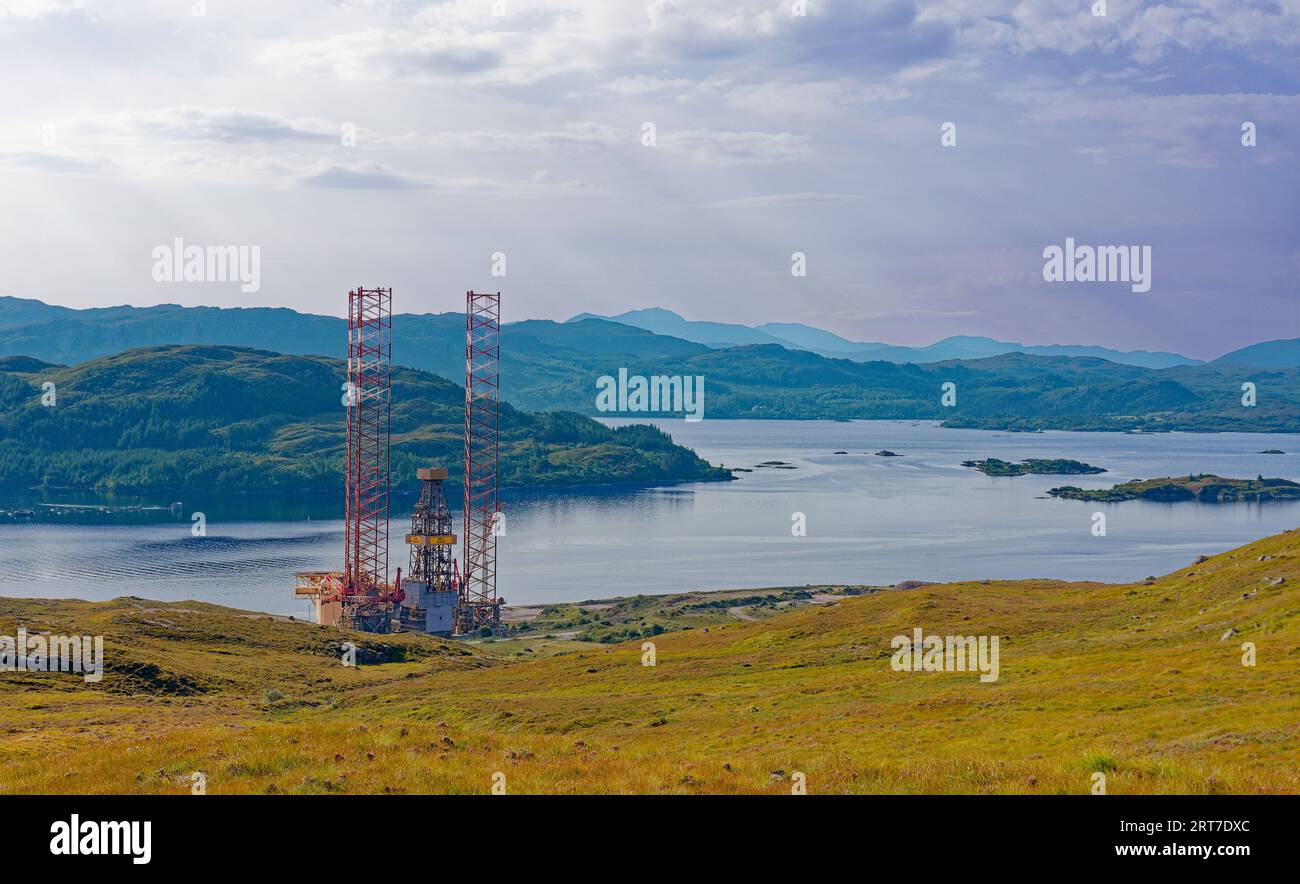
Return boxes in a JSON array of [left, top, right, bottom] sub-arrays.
[[397, 467, 460, 635]]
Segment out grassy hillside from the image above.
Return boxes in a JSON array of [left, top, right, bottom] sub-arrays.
[[2, 530, 1297, 794], [0, 345, 729, 493]]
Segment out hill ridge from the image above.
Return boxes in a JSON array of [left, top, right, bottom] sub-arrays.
[[0, 343, 729, 493]]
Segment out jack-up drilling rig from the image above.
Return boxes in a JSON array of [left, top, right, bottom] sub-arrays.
[[295, 288, 505, 636]]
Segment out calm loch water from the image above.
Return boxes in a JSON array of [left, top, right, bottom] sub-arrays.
[[2, 420, 1298, 616]]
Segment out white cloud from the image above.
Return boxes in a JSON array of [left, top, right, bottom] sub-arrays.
[[0, 149, 108, 174], [928, 0, 1300, 64], [0, 0, 86, 20], [90, 106, 338, 144], [1002, 88, 1300, 168], [292, 160, 609, 196], [261, 25, 513, 83], [293, 159, 430, 190], [707, 191, 859, 208], [256, 0, 957, 87], [405, 121, 627, 151], [725, 78, 912, 115], [603, 75, 692, 96], [659, 129, 810, 166]]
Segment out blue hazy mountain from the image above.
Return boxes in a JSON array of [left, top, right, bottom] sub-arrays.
[[5, 296, 1208, 371], [1213, 338, 1300, 368], [568, 308, 1201, 369], [568, 307, 793, 349], [852, 336, 1203, 368], [754, 321, 889, 355]]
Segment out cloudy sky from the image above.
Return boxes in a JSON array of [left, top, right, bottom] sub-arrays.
[[0, 0, 1297, 359]]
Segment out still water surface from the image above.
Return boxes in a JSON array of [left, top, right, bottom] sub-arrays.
[[2, 420, 1298, 616]]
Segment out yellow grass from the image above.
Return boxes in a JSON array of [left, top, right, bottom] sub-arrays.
[[2, 528, 1298, 794]]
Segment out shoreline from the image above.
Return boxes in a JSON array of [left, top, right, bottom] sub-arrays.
[[606, 416, 1300, 434]]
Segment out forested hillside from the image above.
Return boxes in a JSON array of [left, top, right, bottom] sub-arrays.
[[0, 346, 729, 493]]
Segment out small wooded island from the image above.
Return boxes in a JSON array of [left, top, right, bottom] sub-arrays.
[[1049, 474, 1300, 502], [962, 458, 1106, 477]]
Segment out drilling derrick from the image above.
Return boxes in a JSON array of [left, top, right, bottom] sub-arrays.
[[398, 468, 459, 635], [342, 286, 395, 632], [457, 291, 503, 634]]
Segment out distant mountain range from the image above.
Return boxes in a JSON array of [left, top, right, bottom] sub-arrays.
[[7, 296, 1293, 372], [566, 307, 1205, 369], [4, 296, 1300, 432]]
